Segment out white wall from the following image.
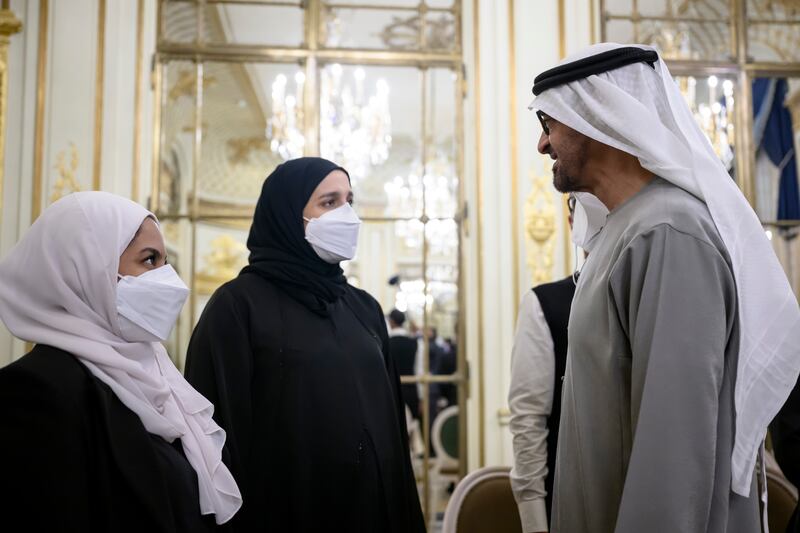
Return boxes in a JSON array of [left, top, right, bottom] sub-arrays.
[[462, 0, 590, 470], [1, 0, 42, 364], [0, 0, 158, 365]]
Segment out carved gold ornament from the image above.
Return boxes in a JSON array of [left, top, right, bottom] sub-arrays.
[[0, 7, 22, 219], [376, 12, 456, 50], [787, 89, 800, 132], [50, 143, 82, 203], [757, 0, 800, 11], [195, 235, 248, 295], [523, 160, 557, 285], [227, 136, 269, 166], [169, 70, 217, 103]]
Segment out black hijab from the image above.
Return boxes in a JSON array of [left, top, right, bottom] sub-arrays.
[[242, 157, 350, 316]]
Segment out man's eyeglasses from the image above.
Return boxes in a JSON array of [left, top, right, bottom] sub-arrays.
[[536, 110, 551, 136]]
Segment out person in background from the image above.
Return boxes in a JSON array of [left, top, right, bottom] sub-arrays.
[[508, 194, 578, 533], [0, 192, 241, 532], [431, 328, 457, 410], [771, 377, 800, 532], [184, 157, 425, 533], [388, 308, 421, 421]]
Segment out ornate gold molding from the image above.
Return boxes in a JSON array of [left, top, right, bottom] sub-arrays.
[[227, 136, 269, 166], [472, 0, 486, 469], [508, 0, 520, 323], [787, 88, 800, 132], [50, 143, 82, 203], [93, 0, 105, 191], [0, 7, 22, 227], [558, 0, 565, 59], [31, 0, 48, 223], [169, 69, 216, 102], [523, 161, 557, 285], [762, 0, 800, 10], [132, 0, 145, 202], [195, 234, 248, 295]]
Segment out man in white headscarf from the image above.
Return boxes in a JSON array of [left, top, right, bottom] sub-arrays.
[[530, 43, 800, 532]]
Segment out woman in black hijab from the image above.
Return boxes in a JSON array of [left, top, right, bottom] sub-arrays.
[[185, 157, 426, 533]]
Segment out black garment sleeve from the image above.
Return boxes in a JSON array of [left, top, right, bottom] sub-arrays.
[[374, 302, 426, 532], [771, 377, 800, 488], [0, 362, 92, 530], [772, 379, 800, 533], [184, 286, 254, 524]]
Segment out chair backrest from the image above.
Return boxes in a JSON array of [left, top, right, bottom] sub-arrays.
[[432, 405, 459, 461], [767, 469, 799, 533], [442, 466, 523, 533]]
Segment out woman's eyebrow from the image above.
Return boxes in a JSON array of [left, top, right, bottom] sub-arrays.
[[318, 191, 339, 201], [140, 247, 163, 260]]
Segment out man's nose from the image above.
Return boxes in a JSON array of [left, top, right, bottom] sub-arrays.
[[537, 131, 551, 155]]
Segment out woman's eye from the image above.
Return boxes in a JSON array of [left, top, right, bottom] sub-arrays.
[[144, 255, 156, 266]]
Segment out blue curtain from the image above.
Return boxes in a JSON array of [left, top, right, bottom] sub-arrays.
[[753, 78, 800, 220]]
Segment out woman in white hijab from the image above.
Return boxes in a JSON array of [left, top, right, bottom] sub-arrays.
[[0, 192, 241, 532]]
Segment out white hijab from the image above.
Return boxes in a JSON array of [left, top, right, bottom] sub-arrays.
[[531, 43, 800, 496], [0, 192, 242, 523]]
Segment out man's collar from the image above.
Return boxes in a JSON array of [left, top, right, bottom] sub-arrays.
[[389, 327, 409, 338]]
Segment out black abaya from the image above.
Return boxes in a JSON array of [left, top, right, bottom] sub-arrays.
[[0, 345, 219, 533], [185, 273, 426, 533]]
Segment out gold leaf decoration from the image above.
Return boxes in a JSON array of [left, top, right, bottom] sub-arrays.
[[195, 235, 248, 295], [523, 159, 557, 285], [169, 70, 217, 103], [50, 143, 82, 203], [227, 136, 269, 166], [787, 89, 800, 132]]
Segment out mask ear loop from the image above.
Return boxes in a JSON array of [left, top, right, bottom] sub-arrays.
[[569, 194, 580, 285]]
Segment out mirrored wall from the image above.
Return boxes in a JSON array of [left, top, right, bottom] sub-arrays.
[[600, 0, 800, 295], [153, 0, 464, 527]]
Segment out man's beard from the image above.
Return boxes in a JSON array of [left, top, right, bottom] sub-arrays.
[[551, 135, 589, 193], [552, 166, 581, 193]]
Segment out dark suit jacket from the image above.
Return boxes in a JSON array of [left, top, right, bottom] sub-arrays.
[[389, 335, 420, 420], [771, 377, 800, 533], [0, 345, 216, 533]]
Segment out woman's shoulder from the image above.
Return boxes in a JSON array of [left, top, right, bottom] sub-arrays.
[[1, 345, 84, 379], [0, 345, 90, 409], [212, 272, 282, 302], [199, 272, 284, 328], [344, 284, 384, 317]]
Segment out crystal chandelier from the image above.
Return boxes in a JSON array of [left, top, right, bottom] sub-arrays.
[[678, 75, 735, 169], [266, 65, 393, 177], [394, 276, 457, 318], [383, 153, 458, 219], [320, 64, 392, 181], [266, 72, 306, 160], [649, 26, 735, 168], [384, 172, 423, 217]]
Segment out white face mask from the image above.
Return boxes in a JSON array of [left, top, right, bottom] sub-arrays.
[[116, 264, 190, 342], [571, 192, 609, 252], [304, 203, 362, 264]]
